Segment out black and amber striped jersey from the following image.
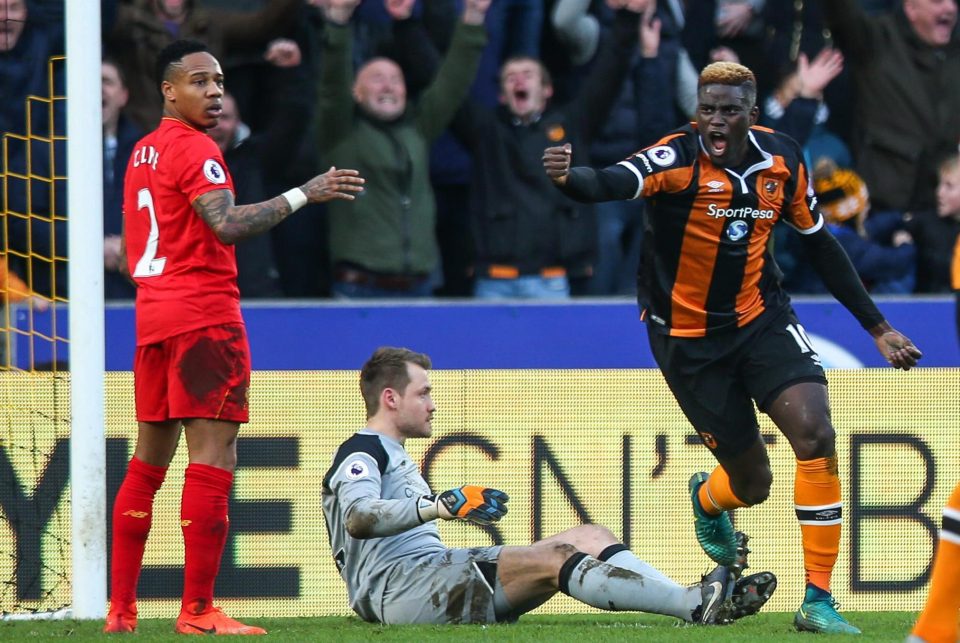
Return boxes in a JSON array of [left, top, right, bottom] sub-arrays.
[[619, 124, 824, 337]]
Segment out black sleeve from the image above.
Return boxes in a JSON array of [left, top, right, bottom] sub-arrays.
[[799, 225, 886, 331], [322, 434, 389, 492], [556, 164, 641, 203]]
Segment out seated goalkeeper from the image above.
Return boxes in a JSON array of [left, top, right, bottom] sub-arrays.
[[321, 346, 777, 626]]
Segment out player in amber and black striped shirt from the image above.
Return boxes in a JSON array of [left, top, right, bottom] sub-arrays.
[[544, 61, 922, 635]]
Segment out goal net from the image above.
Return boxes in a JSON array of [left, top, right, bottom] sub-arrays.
[[0, 54, 71, 616]]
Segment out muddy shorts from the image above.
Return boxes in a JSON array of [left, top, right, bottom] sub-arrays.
[[376, 546, 511, 624]]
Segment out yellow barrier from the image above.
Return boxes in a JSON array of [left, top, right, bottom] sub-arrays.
[[1, 369, 958, 616]]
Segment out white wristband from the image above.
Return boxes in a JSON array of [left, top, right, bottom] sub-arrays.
[[416, 495, 440, 523], [281, 187, 307, 212]]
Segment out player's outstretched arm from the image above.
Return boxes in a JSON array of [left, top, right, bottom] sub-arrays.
[[341, 485, 508, 539], [544, 143, 640, 203], [193, 167, 364, 244], [800, 226, 922, 371], [301, 166, 365, 204], [869, 323, 923, 371], [417, 485, 509, 525]]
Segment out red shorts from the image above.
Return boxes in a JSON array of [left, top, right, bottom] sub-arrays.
[[134, 323, 251, 423]]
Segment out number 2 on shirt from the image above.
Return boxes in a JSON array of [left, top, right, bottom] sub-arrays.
[[133, 188, 167, 277]]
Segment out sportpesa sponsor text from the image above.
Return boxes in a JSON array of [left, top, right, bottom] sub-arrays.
[[707, 203, 775, 219]]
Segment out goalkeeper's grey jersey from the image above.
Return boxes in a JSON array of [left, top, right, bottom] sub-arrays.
[[322, 429, 446, 620]]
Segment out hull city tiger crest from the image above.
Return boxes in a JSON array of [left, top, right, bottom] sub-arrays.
[[762, 178, 782, 201]]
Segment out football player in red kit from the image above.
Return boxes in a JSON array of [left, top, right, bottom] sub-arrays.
[[105, 39, 364, 635]]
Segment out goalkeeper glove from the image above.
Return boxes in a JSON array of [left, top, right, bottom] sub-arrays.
[[416, 485, 509, 524]]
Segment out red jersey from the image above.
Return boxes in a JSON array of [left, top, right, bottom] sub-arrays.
[[124, 117, 242, 345]]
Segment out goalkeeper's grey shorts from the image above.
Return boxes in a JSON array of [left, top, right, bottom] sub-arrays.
[[375, 546, 513, 624]]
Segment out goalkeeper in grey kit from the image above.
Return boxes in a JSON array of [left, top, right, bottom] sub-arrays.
[[321, 346, 778, 625]]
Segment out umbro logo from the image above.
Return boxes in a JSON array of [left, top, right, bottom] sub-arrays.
[[706, 180, 725, 193]]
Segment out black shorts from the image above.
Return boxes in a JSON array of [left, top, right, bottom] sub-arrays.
[[648, 308, 827, 459]]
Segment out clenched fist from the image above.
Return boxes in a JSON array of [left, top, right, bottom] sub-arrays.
[[543, 143, 572, 186]]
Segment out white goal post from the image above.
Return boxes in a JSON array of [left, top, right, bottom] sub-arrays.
[[66, 0, 106, 620]]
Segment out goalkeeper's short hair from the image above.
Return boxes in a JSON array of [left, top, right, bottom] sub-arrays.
[[360, 347, 432, 416]]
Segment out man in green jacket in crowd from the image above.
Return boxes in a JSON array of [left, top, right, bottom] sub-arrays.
[[317, 0, 490, 298], [819, 0, 959, 213]]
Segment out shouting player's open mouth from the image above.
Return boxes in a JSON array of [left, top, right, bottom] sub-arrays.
[[707, 131, 727, 158]]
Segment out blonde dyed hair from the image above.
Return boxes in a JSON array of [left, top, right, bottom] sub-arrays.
[[698, 62, 757, 107]]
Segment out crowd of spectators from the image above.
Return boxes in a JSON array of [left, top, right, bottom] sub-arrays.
[[0, 0, 958, 301]]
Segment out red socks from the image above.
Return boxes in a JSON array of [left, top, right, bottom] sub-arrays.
[[180, 463, 234, 613], [109, 457, 168, 610], [109, 459, 235, 615]]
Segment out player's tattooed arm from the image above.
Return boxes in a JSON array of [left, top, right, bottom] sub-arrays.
[[193, 189, 291, 245], [193, 167, 364, 244]]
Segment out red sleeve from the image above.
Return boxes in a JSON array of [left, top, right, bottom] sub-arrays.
[[173, 134, 235, 204]]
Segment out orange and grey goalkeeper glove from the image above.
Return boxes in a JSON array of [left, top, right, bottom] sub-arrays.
[[416, 485, 509, 524]]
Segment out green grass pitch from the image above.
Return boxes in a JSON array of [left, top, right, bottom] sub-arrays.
[[0, 612, 919, 641]]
